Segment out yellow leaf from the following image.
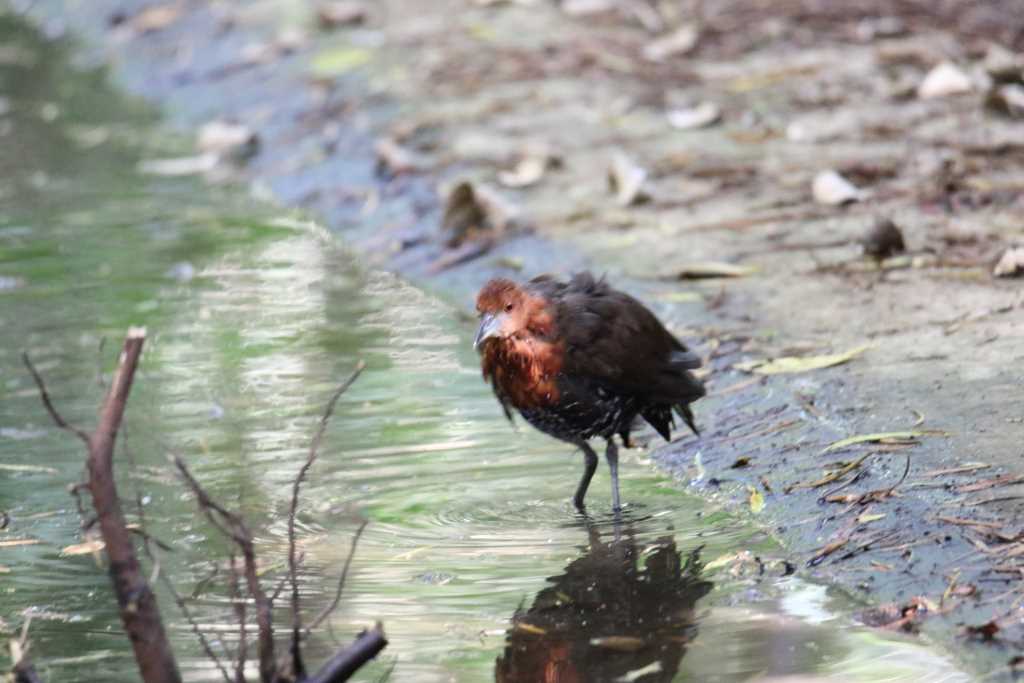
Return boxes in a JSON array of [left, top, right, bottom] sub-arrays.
[[704, 552, 741, 572], [736, 344, 870, 375], [466, 23, 497, 41], [61, 540, 105, 556], [858, 512, 887, 524], [747, 486, 765, 514], [310, 47, 372, 77], [821, 430, 947, 454]]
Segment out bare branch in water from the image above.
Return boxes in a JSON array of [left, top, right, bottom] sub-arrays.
[[173, 455, 277, 682], [305, 624, 388, 683], [288, 361, 365, 675], [307, 518, 369, 634], [228, 553, 248, 683], [24, 336, 383, 683], [25, 330, 182, 683], [22, 351, 91, 445]]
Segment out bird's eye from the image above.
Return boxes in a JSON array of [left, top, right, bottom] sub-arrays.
[[504, 302, 513, 312]]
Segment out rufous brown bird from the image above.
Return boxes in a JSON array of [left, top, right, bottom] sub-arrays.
[[474, 272, 705, 511]]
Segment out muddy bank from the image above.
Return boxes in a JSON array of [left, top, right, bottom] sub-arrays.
[[17, 0, 1024, 676]]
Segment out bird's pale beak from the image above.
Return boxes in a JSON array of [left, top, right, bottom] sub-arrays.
[[474, 312, 504, 350]]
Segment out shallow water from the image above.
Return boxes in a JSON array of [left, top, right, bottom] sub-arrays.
[[0, 9, 971, 682]]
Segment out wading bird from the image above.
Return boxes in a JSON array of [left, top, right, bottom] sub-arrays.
[[474, 272, 705, 511]]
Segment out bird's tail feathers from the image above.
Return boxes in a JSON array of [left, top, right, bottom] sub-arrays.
[[675, 404, 700, 437]]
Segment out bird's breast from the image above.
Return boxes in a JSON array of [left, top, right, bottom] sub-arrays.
[[481, 339, 563, 409]]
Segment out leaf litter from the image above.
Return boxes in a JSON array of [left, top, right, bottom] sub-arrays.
[[821, 430, 946, 454], [607, 151, 650, 206], [735, 344, 870, 375]]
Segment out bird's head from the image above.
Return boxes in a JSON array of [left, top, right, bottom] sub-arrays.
[[474, 278, 552, 351]]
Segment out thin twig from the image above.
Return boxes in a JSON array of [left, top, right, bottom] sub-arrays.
[[228, 554, 247, 683], [22, 351, 90, 444], [137, 501, 230, 683], [154, 548, 231, 683], [68, 481, 92, 528], [306, 519, 369, 634], [289, 361, 365, 669], [129, 527, 175, 553], [271, 552, 303, 604], [172, 456, 251, 546], [889, 453, 912, 495], [173, 456, 276, 682]]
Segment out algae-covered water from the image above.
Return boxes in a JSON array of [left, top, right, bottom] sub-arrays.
[[0, 8, 970, 682]]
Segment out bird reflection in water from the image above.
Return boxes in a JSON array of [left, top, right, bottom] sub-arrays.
[[495, 523, 712, 683]]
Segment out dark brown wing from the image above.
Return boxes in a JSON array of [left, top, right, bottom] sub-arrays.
[[544, 272, 705, 408]]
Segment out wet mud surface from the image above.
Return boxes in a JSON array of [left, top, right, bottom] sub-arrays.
[[14, 0, 1024, 677]]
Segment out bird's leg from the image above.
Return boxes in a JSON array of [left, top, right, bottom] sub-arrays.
[[573, 441, 599, 511], [605, 438, 621, 513]]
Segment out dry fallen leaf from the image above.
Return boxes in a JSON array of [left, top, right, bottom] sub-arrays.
[[918, 61, 973, 99], [125, 3, 182, 34], [983, 44, 1023, 81], [858, 512, 887, 524], [955, 473, 1024, 494], [735, 344, 870, 375], [788, 453, 872, 492], [0, 538, 41, 548], [813, 170, 865, 205], [316, 1, 367, 29], [562, 0, 615, 17], [667, 102, 721, 130], [747, 486, 765, 514], [608, 152, 650, 206], [808, 537, 848, 566], [642, 24, 699, 62], [197, 120, 259, 162], [60, 540, 106, 556], [498, 156, 549, 188], [993, 247, 1024, 278], [375, 137, 428, 175], [441, 180, 523, 248], [820, 429, 941, 454], [987, 84, 1024, 118]]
